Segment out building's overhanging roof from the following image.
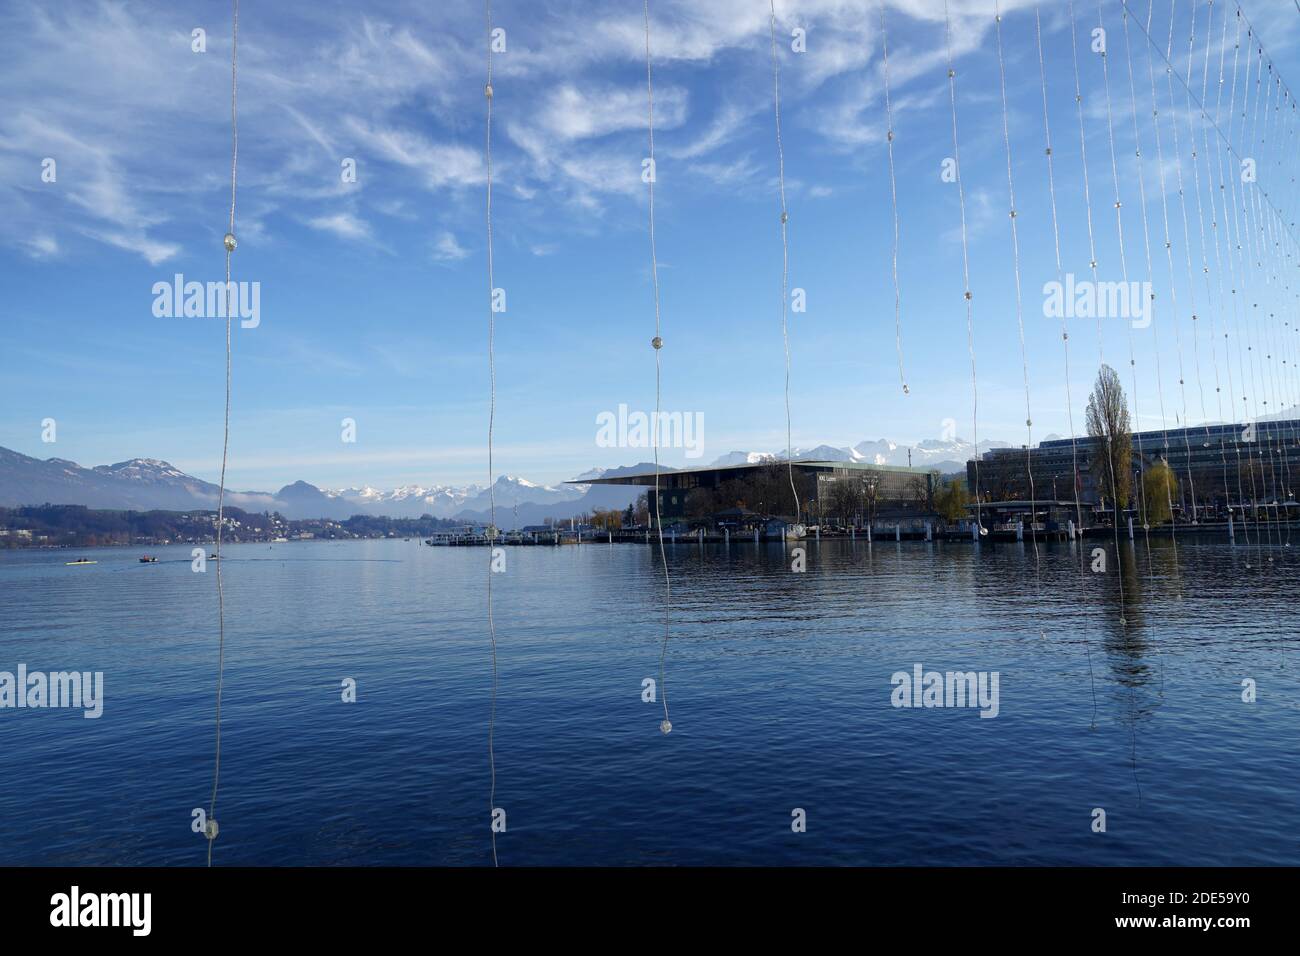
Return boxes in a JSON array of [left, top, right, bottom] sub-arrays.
[[571, 459, 938, 486]]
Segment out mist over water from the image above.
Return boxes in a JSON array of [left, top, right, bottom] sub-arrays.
[[1, 536, 1296, 866]]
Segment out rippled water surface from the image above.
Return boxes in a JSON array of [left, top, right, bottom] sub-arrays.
[[1, 536, 1297, 866]]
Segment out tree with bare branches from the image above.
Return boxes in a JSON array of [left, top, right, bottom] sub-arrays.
[[1085, 364, 1133, 512]]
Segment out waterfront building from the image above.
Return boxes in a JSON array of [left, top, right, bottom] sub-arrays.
[[966, 418, 1300, 514], [576, 460, 937, 528]]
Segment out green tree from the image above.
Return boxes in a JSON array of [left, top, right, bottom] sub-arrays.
[[933, 478, 971, 524], [1140, 459, 1179, 526]]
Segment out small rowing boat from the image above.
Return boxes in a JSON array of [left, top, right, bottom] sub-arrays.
[[66, 559, 96, 566]]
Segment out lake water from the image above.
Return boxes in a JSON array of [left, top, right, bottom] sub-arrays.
[[1, 535, 1296, 866]]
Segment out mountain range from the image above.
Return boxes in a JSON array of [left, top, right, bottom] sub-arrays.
[[0, 433, 1006, 523], [708, 437, 1013, 474], [10, 411, 1298, 522], [0, 445, 648, 523]]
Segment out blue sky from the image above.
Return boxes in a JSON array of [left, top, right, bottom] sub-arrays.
[[2, 0, 1299, 491]]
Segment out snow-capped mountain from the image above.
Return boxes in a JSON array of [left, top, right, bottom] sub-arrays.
[[708, 451, 780, 467], [1, 433, 1011, 525], [451, 463, 661, 527], [455, 475, 587, 515], [331, 482, 484, 519], [327, 474, 590, 519], [709, 436, 1010, 474]]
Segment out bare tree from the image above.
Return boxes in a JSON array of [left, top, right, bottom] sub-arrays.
[[1085, 364, 1133, 511], [861, 476, 881, 528], [823, 478, 859, 527]]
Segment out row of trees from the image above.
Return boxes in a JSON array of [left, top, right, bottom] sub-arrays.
[[0, 504, 462, 548], [681, 466, 817, 521], [818, 473, 933, 526], [549, 495, 650, 531]]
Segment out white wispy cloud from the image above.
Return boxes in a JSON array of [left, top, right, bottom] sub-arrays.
[[23, 235, 59, 259], [307, 212, 373, 241], [432, 231, 469, 262]]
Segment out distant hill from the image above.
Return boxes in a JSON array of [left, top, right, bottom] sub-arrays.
[[0, 447, 343, 519], [0, 446, 642, 524]]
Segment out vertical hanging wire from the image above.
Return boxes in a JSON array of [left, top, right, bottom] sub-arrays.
[[1036, 5, 1086, 545], [943, 0, 982, 533], [1184, 0, 1236, 542], [1190, 0, 1274, 541], [1068, 0, 1128, 625], [644, 0, 672, 736], [1257, 43, 1289, 546], [1157, 0, 1205, 525], [1121, 2, 1180, 558], [1241, 27, 1276, 553], [1185, 0, 1237, 523], [1134, 0, 1190, 548], [1239, 24, 1287, 547], [484, 0, 500, 866], [1118, 0, 1174, 694], [1274, 65, 1300, 535], [879, 3, 908, 398], [1225, 17, 1270, 561], [1167, 0, 1212, 524], [1097, 0, 1148, 546], [1170, 0, 1300, 558], [1260, 70, 1300, 540], [1143, 0, 1208, 542], [1037, 4, 1097, 730], [1216, 3, 1258, 548], [1263, 74, 1297, 545], [207, 0, 238, 869], [1222, 3, 1284, 548], [994, 2, 1038, 563], [768, 0, 800, 523], [1096, 0, 1145, 804], [1261, 68, 1299, 522], [1207, 0, 1247, 535]]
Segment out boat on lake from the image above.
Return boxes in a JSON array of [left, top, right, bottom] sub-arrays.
[[65, 558, 96, 566]]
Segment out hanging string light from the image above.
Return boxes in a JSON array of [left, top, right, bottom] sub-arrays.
[[1179, 0, 1235, 537], [484, 0, 500, 866], [1165, 0, 1213, 524], [994, 1, 1038, 560], [1210, 3, 1258, 545], [1035, 5, 1086, 544], [1120, 2, 1181, 553], [1206, 3, 1279, 548], [1097, 0, 1146, 805], [943, 0, 983, 535], [643, 0, 672, 736], [1096, 0, 1149, 546], [1224, 16, 1272, 559], [768, 0, 800, 527], [1237, 19, 1289, 544], [206, 0, 238, 868], [1067, 0, 1128, 623], [1138, 1, 1231, 543], [879, 3, 908, 398]]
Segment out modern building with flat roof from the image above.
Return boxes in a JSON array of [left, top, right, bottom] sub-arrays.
[[575, 460, 938, 528], [967, 418, 1300, 512]]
